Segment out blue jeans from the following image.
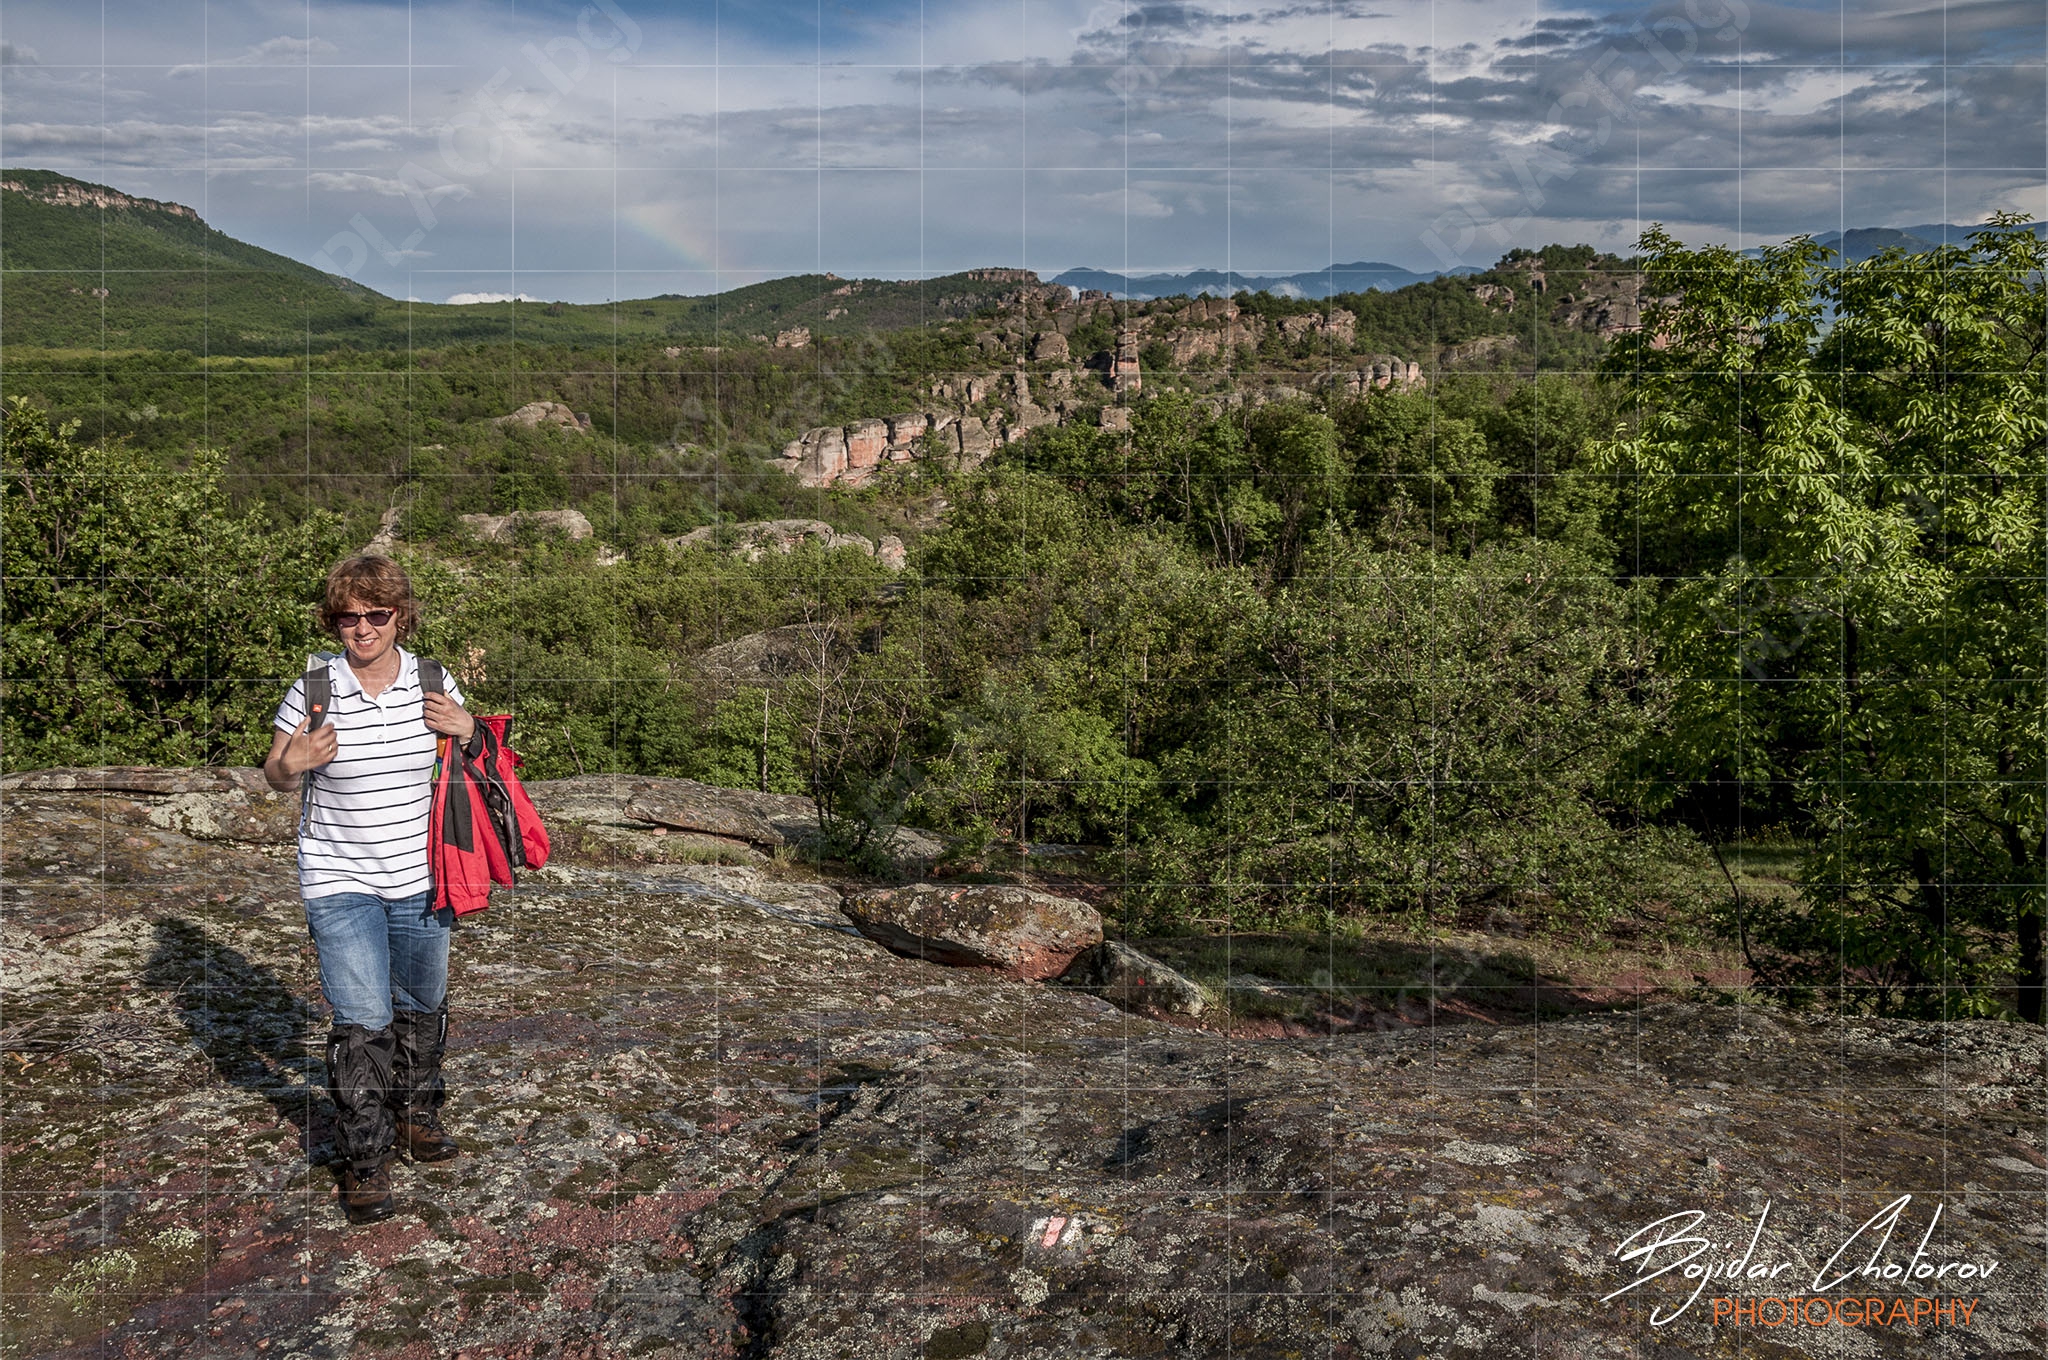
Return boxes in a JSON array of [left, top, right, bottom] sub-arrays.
[[303, 891, 449, 1030]]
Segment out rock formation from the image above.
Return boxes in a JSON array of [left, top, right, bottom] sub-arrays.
[[774, 368, 1067, 488], [625, 785, 787, 848], [490, 401, 591, 433], [1111, 328, 1142, 393], [665, 519, 907, 567], [1060, 939, 1206, 1016], [1, 177, 199, 219], [842, 883, 1104, 980], [690, 623, 830, 694], [1146, 299, 1265, 368], [459, 508, 594, 543], [362, 505, 405, 556], [1277, 307, 1356, 347], [1317, 355, 1426, 397], [1028, 330, 1069, 362], [773, 325, 811, 348], [3, 770, 2042, 1358]]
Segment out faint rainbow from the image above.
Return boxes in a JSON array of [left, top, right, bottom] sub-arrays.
[[621, 200, 722, 273]]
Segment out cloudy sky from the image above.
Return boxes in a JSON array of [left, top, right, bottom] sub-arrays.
[[2, 0, 2042, 302]]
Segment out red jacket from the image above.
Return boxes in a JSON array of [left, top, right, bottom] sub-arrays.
[[427, 714, 549, 916]]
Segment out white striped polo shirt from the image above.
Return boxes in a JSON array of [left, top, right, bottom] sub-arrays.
[[273, 647, 466, 901]]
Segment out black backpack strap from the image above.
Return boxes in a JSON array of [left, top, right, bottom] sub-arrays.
[[418, 656, 446, 697], [299, 654, 336, 834], [303, 657, 333, 729]]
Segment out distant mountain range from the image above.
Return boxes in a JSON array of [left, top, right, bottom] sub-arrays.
[[1059, 222, 2048, 300], [1051, 262, 1486, 301], [1784, 221, 2046, 263]]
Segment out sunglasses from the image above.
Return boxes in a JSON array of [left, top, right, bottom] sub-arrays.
[[335, 610, 396, 629]]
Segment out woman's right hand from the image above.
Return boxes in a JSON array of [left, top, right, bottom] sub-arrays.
[[276, 717, 339, 778]]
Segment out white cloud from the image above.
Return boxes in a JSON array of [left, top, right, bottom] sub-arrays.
[[169, 36, 339, 79], [443, 292, 541, 305], [306, 171, 475, 209], [4, 0, 2038, 298]]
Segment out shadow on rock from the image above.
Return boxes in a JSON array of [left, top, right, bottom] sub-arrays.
[[1134, 928, 1656, 1032], [142, 916, 331, 1161]]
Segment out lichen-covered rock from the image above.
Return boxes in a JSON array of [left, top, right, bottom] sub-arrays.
[[1061, 939, 1205, 1015], [843, 883, 1103, 979], [488, 400, 589, 432], [528, 773, 940, 866], [4, 773, 2045, 1359], [2, 766, 297, 843], [1029, 329, 1069, 362], [458, 508, 594, 542], [688, 623, 830, 693], [626, 784, 785, 847], [666, 518, 878, 561]]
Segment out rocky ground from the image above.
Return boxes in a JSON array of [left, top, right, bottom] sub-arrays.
[[4, 772, 2045, 1358]]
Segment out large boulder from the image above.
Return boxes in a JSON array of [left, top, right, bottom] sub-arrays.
[[624, 784, 786, 847], [666, 519, 876, 561], [690, 624, 831, 693], [460, 509, 594, 543], [954, 415, 997, 465], [1029, 330, 1070, 362], [1060, 939, 1205, 1016], [0, 766, 297, 844], [778, 425, 849, 486], [843, 418, 889, 472], [842, 883, 1102, 980], [529, 774, 939, 865], [491, 400, 590, 433]]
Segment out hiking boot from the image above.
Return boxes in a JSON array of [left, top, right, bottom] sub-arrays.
[[398, 1108, 461, 1163], [325, 1025, 398, 1223], [391, 1003, 459, 1163], [337, 1158, 396, 1225]]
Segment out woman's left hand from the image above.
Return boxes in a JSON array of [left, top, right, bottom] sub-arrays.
[[423, 693, 477, 742]]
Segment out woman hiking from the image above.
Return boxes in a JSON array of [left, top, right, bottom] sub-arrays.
[[263, 554, 475, 1224]]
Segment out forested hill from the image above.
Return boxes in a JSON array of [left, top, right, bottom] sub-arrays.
[[0, 171, 1050, 353], [1, 169, 358, 283], [1, 169, 1643, 363]]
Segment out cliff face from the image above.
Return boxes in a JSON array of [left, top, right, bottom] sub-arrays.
[[4, 772, 2044, 1358], [1, 177, 200, 220]]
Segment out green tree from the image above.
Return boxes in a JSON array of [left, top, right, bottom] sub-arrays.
[[0, 398, 349, 768], [1480, 374, 1610, 554], [1132, 535, 1668, 928], [1334, 390, 1502, 553], [1602, 218, 2048, 1019], [689, 689, 805, 794]]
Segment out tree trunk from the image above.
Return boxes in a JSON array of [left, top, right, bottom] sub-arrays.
[[1994, 817, 2045, 1025], [2018, 905, 2044, 1025]]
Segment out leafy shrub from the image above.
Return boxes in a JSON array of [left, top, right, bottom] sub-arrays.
[[0, 399, 349, 768]]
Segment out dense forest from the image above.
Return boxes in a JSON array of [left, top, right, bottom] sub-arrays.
[[4, 174, 2044, 1021]]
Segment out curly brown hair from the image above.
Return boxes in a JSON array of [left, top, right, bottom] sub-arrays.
[[319, 555, 420, 641]]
